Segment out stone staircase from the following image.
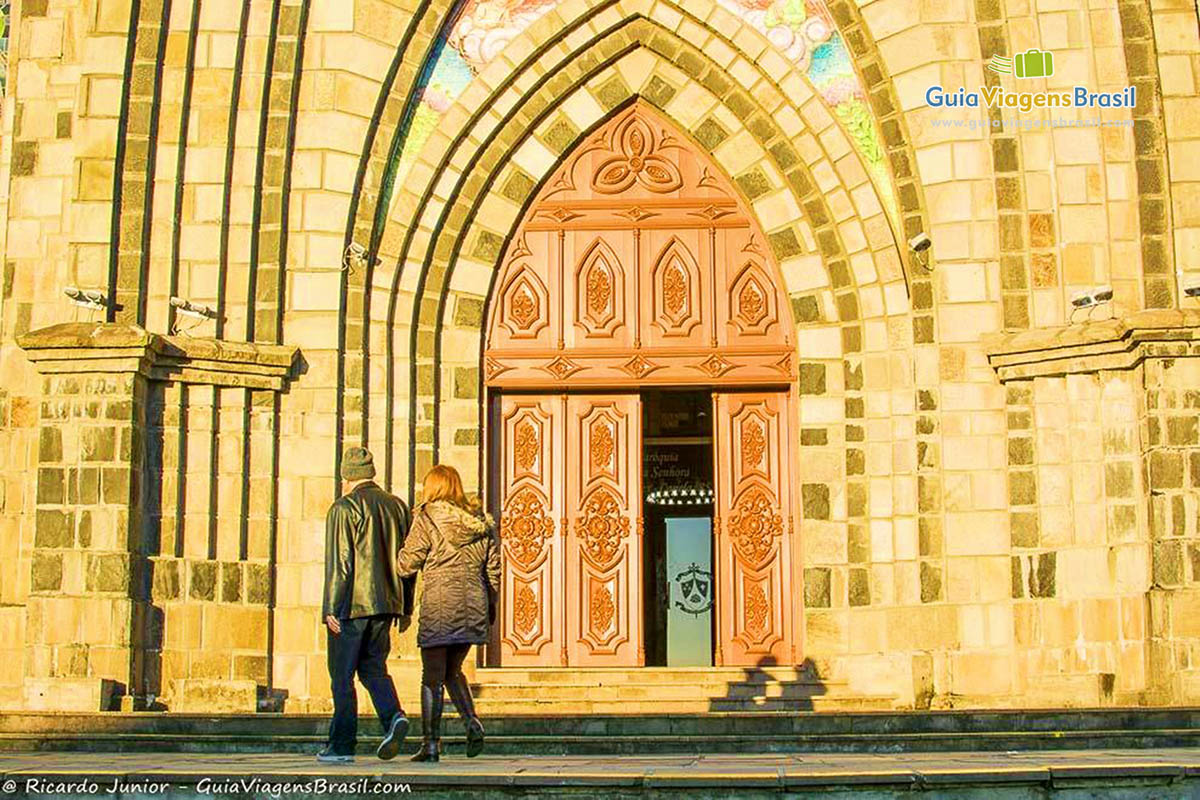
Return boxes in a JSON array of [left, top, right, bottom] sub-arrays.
[[465, 667, 895, 714], [1, 708, 1199, 756]]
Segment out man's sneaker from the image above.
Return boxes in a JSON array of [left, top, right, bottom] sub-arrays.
[[377, 713, 410, 761], [316, 746, 355, 764]]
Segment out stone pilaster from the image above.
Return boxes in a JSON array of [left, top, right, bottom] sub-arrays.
[[988, 310, 1200, 705], [18, 328, 156, 710], [17, 323, 298, 710]]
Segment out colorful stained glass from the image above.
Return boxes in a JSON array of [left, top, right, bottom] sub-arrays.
[[0, 1, 9, 97], [384, 0, 898, 227]]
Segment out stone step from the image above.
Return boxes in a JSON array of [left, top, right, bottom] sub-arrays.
[[464, 696, 896, 714], [1, 727, 1199, 756], [468, 681, 848, 701], [471, 667, 818, 684], [5, 709, 1200, 737]]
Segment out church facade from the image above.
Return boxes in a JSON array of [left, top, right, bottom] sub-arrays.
[[0, 0, 1199, 713]]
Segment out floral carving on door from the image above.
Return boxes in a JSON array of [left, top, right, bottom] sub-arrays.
[[513, 421, 539, 473], [575, 239, 624, 337], [501, 487, 555, 569], [651, 238, 702, 337], [743, 583, 770, 638], [499, 266, 549, 339], [513, 583, 539, 637], [591, 113, 682, 195], [575, 487, 628, 570], [728, 484, 783, 569], [729, 262, 779, 336]]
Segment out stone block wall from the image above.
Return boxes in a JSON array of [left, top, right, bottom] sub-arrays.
[[26, 371, 150, 708], [1144, 356, 1200, 700], [0, 0, 1197, 714]]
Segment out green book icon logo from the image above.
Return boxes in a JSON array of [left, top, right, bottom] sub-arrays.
[[1014, 49, 1054, 79]]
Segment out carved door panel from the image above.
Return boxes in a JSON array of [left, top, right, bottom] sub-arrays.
[[641, 229, 710, 351], [498, 395, 565, 665], [562, 232, 636, 351], [490, 230, 558, 352], [717, 228, 786, 348], [564, 394, 643, 666], [712, 391, 798, 665]]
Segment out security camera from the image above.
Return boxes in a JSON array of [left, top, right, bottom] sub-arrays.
[[343, 241, 382, 271], [1092, 285, 1113, 303], [64, 287, 108, 310], [908, 232, 932, 253], [1184, 281, 1200, 298]]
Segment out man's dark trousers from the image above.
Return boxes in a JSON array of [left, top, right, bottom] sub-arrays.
[[327, 614, 402, 755]]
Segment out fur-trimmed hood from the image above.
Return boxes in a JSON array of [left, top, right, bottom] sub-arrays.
[[422, 500, 495, 548]]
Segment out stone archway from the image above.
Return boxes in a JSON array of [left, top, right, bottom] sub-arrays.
[[484, 103, 801, 668]]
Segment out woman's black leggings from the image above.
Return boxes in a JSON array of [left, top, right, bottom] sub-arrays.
[[420, 643, 471, 688]]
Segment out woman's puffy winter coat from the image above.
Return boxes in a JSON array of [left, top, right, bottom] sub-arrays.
[[396, 500, 500, 648]]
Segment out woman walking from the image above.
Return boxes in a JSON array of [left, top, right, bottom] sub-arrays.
[[397, 464, 500, 762]]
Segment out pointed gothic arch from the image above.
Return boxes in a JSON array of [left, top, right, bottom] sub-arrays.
[[484, 102, 796, 389]]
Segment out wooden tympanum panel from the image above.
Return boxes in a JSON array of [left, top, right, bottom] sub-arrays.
[[485, 104, 794, 390], [712, 391, 798, 666]]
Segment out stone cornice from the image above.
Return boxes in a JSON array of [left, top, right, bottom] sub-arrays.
[[985, 310, 1200, 382], [17, 323, 300, 392]]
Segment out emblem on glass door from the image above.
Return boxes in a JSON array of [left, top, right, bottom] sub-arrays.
[[674, 562, 714, 617]]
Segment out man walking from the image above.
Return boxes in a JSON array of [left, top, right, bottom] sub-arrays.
[[319, 447, 414, 763]]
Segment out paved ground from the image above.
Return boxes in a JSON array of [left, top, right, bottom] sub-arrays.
[[0, 748, 1198, 792]]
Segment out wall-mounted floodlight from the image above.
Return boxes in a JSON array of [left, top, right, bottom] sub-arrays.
[[169, 296, 217, 321], [343, 241, 382, 272], [63, 287, 109, 311], [1070, 285, 1115, 322]]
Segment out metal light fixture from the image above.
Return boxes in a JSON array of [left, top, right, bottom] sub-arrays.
[[342, 241, 381, 272], [908, 231, 933, 272], [1070, 285, 1114, 322], [169, 296, 217, 321], [63, 287, 109, 311]]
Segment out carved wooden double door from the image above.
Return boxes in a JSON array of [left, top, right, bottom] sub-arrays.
[[497, 394, 642, 665], [486, 103, 800, 667], [495, 389, 797, 666]]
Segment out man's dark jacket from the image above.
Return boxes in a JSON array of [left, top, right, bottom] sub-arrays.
[[322, 481, 415, 619]]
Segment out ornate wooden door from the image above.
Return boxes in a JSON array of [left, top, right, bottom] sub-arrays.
[[497, 395, 564, 665], [712, 391, 798, 665], [565, 394, 642, 665], [487, 103, 801, 668], [498, 393, 642, 666]]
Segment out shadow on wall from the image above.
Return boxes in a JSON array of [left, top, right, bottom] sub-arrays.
[[708, 656, 827, 713]]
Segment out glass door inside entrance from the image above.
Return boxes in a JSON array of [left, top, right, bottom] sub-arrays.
[[664, 516, 713, 666], [642, 390, 714, 666]]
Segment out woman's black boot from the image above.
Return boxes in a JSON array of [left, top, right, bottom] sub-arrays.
[[447, 671, 484, 757], [410, 684, 442, 762]]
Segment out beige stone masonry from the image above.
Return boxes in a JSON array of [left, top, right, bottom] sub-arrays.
[[986, 310, 1200, 381], [18, 323, 300, 391]]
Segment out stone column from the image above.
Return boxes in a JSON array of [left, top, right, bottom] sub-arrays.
[[17, 323, 299, 711], [18, 324, 158, 711]]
